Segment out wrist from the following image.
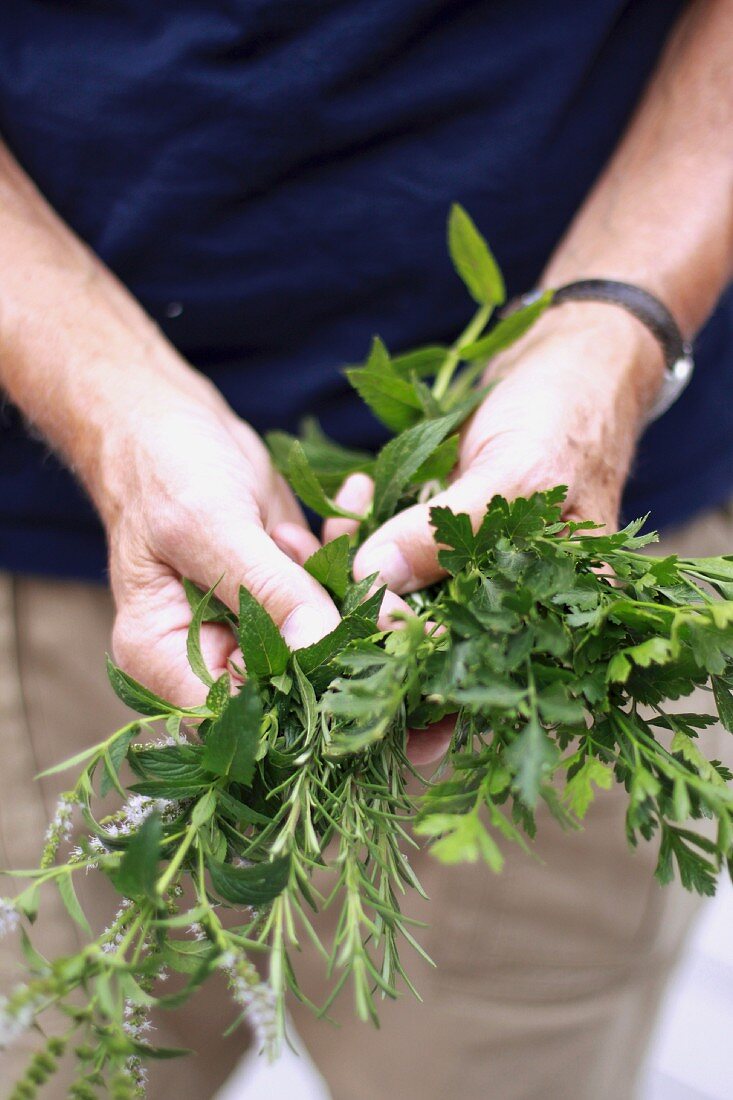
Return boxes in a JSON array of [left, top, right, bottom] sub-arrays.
[[91, 362, 229, 529], [501, 297, 667, 425]]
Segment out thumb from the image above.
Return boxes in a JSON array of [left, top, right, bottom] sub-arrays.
[[353, 468, 501, 593]]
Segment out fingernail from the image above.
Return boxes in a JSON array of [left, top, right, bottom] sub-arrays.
[[281, 605, 330, 649], [357, 542, 413, 592]]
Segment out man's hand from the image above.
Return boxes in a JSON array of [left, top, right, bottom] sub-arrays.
[[102, 390, 340, 708], [324, 304, 663, 765], [351, 302, 663, 594]]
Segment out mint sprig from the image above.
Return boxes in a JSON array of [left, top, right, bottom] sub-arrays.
[[2, 207, 731, 1097]]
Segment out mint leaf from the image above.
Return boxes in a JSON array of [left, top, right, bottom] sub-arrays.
[[447, 203, 505, 307], [391, 345, 449, 378], [186, 579, 225, 688], [304, 535, 351, 600], [372, 402, 476, 522], [182, 577, 232, 624], [345, 337, 423, 433], [202, 681, 262, 786], [267, 421, 373, 495], [412, 434, 459, 484], [287, 440, 364, 520], [237, 586, 290, 680], [106, 657, 178, 718], [110, 813, 162, 902], [296, 604, 382, 690]]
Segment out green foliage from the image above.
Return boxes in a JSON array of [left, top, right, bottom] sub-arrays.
[[201, 682, 262, 786], [447, 203, 505, 307], [304, 535, 351, 600], [237, 585, 290, 680], [345, 337, 424, 433], [4, 207, 732, 1093]]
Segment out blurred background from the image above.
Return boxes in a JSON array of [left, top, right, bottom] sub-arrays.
[[215, 879, 733, 1100]]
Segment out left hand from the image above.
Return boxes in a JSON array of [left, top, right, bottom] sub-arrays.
[[335, 302, 665, 762]]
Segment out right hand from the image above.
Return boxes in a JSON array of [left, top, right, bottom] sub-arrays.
[[98, 381, 341, 709]]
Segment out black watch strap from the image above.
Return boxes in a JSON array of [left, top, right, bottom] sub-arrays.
[[520, 278, 694, 423]]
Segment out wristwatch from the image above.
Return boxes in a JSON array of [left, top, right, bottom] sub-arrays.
[[518, 279, 695, 424]]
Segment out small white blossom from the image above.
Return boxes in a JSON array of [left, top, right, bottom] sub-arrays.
[[0, 900, 19, 940], [103, 795, 181, 841], [100, 898, 133, 954], [219, 952, 279, 1058], [0, 991, 41, 1049], [41, 792, 81, 865]]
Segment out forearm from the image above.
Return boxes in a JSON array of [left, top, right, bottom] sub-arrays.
[[0, 140, 217, 517], [543, 0, 733, 343]]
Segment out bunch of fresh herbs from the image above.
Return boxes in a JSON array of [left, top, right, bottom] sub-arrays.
[[2, 207, 732, 1098]]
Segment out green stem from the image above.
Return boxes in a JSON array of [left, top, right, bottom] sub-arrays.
[[157, 817, 199, 895], [432, 304, 491, 401]]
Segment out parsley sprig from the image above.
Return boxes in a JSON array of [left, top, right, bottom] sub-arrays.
[[2, 208, 732, 1097]]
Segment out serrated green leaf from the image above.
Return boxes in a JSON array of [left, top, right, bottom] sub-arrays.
[[110, 813, 162, 902], [345, 337, 423, 433], [712, 676, 733, 732], [287, 441, 363, 520], [128, 744, 208, 785], [206, 673, 231, 716], [412, 434, 459, 485], [391, 345, 449, 378], [296, 606, 381, 686], [237, 586, 290, 680], [564, 758, 613, 818], [106, 658, 179, 718], [187, 580, 225, 687], [506, 716, 558, 807], [372, 402, 477, 523], [447, 204, 505, 307], [431, 507, 477, 574], [202, 682, 262, 786], [304, 536, 351, 600]]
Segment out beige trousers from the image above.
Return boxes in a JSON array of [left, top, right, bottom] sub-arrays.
[[1, 503, 732, 1100]]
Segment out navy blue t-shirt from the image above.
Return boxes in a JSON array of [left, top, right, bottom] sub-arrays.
[[1, 1, 731, 581]]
